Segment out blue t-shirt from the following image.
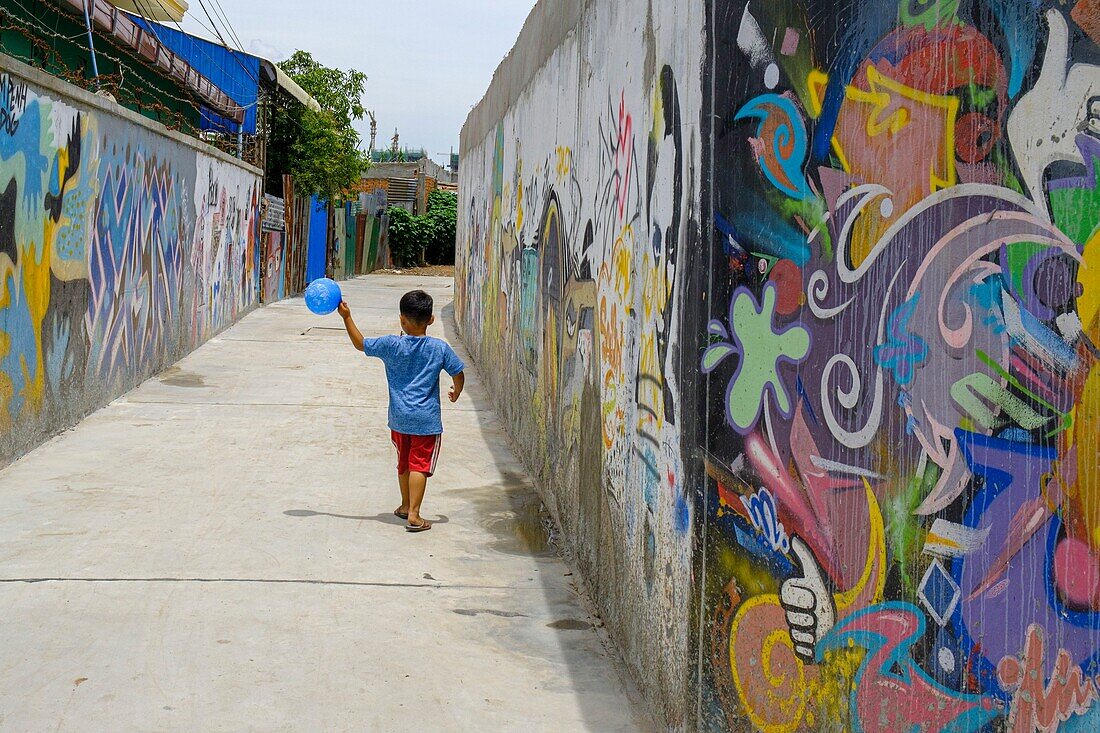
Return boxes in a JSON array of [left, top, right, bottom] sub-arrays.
[[362, 335, 465, 435]]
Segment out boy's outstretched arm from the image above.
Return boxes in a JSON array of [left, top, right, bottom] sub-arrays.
[[448, 371, 465, 403], [337, 302, 364, 351]]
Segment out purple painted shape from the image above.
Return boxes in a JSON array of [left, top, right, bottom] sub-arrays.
[[817, 166, 856, 249], [956, 432, 1099, 674], [781, 28, 800, 56], [1047, 134, 1100, 192]]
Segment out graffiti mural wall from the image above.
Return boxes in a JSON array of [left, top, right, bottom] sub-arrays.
[[0, 65, 260, 463], [456, 0, 705, 724], [461, 0, 1100, 729], [701, 1, 1100, 731]]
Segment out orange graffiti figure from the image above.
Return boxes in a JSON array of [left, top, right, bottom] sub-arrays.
[[998, 625, 1100, 733], [825, 24, 1008, 267]]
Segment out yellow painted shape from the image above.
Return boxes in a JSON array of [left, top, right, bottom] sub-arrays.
[[846, 66, 959, 191], [835, 479, 888, 612], [650, 74, 666, 143], [515, 184, 525, 233], [1078, 228, 1100, 336], [555, 147, 571, 179], [1073, 362, 1100, 552], [925, 534, 962, 550], [806, 70, 828, 119], [601, 368, 618, 451], [20, 231, 51, 416], [729, 595, 808, 733], [846, 77, 909, 136], [612, 224, 634, 299]]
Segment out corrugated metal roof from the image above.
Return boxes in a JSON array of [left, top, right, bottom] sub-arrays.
[[127, 18, 322, 132], [56, 0, 245, 123], [133, 17, 260, 134], [387, 178, 417, 201]]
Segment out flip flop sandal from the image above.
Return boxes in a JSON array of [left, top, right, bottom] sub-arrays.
[[405, 520, 432, 533], [394, 509, 409, 520]]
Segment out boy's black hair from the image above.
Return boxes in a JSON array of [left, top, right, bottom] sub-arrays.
[[400, 290, 434, 325]]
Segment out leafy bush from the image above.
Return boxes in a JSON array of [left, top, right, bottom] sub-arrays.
[[424, 190, 457, 265], [387, 207, 429, 267], [386, 189, 458, 267]]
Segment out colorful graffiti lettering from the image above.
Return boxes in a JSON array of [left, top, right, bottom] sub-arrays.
[[818, 603, 998, 733], [998, 625, 1100, 733], [457, 0, 1100, 728]]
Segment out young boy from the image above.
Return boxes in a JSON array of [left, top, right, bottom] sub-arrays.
[[336, 290, 465, 533]]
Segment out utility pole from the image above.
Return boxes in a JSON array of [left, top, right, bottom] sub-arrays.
[[81, 0, 101, 89]]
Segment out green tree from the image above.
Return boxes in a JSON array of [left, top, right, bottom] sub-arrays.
[[267, 51, 369, 202], [386, 189, 458, 267], [386, 207, 430, 267], [424, 189, 457, 265]]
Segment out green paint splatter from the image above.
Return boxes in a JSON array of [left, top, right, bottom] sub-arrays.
[[776, 194, 832, 261], [884, 460, 940, 596], [965, 84, 999, 109], [1002, 241, 1049, 296], [704, 284, 810, 432], [900, 0, 960, 30], [1049, 160, 1100, 246]]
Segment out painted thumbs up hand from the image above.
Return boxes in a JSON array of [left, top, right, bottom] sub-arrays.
[[780, 537, 836, 663]]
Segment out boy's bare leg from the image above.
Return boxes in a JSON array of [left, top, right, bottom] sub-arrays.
[[407, 472, 431, 528], [396, 472, 411, 516]]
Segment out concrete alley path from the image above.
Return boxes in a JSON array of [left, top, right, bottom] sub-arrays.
[[0, 275, 654, 733]]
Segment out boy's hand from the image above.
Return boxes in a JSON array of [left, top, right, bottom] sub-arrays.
[[337, 301, 351, 319], [449, 373, 464, 403]]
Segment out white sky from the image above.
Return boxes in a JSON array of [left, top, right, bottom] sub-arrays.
[[179, 1, 536, 166]]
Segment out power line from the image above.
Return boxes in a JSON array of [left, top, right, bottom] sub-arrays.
[[196, 0, 264, 92], [126, 0, 259, 129], [175, 6, 223, 44], [136, 0, 258, 108], [186, 0, 318, 141], [193, 0, 235, 52], [208, 0, 246, 53], [3, 0, 317, 153]]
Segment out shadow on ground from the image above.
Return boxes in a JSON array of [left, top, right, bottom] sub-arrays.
[[434, 300, 659, 732], [283, 509, 451, 525]]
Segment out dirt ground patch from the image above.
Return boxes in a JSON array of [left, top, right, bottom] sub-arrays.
[[373, 265, 455, 278]]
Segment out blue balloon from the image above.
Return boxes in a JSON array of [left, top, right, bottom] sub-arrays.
[[304, 278, 343, 316]]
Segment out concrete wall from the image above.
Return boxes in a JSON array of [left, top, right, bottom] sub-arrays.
[[0, 54, 261, 464], [461, 0, 1100, 731], [456, 0, 704, 726]]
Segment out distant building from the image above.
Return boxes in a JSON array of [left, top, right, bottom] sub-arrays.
[[370, 149, 458, 174], [359, 157, 457, 216]]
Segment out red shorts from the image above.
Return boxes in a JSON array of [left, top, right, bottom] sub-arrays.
[[390, 431, 442, 476]]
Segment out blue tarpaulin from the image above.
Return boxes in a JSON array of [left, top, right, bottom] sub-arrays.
[[307, 196, 329, 283], [131, 17, 260, 134]]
